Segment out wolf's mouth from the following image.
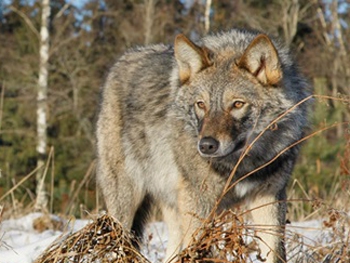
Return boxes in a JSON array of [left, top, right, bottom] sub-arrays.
[[231, 138, 246, 153]]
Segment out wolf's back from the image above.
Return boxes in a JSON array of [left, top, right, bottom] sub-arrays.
[[101, 44, 174, 125]]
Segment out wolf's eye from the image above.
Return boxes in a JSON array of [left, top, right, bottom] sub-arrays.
[[232, 101, 245, 109], [196, 101, 205, 109]]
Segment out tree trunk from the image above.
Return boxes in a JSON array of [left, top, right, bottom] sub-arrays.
[[204, 0, 212, 34], [35, 0, 50, 211]]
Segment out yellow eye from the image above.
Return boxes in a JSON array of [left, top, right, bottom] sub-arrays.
[[196, 101, 205, 109], [233, 101, 245, 109]]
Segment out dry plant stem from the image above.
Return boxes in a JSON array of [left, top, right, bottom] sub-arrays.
[[50, 148, 55, 214], [201, 259, 230, 263], [39, 146, 54, 188], [95, 183, 100, 213], [0, 164, 44, 202], [223, 121, 348, 197], [0, 83, 4, 133], [10, 178, 17, 213], [302, 208, 322, 221], [65, 160, 96, 215], [9, 6, 40, 39], [290, 179, 311, 200], [0, 205, 3, 220], [238, 198, 313, 217], [35, 146, 54, 209]]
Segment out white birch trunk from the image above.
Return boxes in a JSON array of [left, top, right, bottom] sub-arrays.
[[35, 0, 50, 211], [204, 0, 212, 34]]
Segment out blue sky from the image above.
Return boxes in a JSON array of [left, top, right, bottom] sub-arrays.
[[67, 0, 89, 8]]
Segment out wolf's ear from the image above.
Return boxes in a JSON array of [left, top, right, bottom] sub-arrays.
[[238, 34, 282, 85], [174, 34, 212, 83]]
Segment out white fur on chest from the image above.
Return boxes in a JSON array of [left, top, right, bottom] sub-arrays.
[[234, 180, 258, 198]]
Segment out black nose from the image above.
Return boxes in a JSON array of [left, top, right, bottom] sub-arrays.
[[199, 137, 219, 155]]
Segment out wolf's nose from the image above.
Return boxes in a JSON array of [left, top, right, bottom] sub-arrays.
[[199, 137, 219, 155]]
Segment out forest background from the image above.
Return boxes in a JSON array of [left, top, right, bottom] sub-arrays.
[[0, 0, 349, 218]]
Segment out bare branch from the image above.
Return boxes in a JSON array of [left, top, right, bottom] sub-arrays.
[[144, 0, 158, 45], [9, 5, 40, 40], [317, 7, 332, 46], [282, 0, 300, 45], [54, 3, 70, 20]]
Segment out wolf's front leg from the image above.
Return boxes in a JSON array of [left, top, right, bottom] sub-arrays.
[[176, 178, 219, 257], [249, 192, 287, 263], [161, 205, 184, 263]]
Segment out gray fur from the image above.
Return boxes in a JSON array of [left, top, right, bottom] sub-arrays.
[[96, 28, 311, 263]]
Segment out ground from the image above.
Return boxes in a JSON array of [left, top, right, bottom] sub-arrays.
[[1, 212, 344, 263]]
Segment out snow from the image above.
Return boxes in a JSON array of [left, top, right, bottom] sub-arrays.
[[288, 220, 326, 244], [0, 213, 339, 263], [0, 213, 92, 263]]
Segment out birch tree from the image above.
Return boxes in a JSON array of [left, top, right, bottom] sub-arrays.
[[204, 0, 212, 34], [35, 0, 51, 211]]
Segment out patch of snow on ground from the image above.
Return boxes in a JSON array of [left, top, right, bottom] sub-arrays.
[[0, 213, 91, 263], [0, 213, 335, 263]]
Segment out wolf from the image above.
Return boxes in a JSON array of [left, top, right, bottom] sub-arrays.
[[96, 28, 311, 263]]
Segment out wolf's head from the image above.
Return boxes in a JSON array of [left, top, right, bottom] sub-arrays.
[[172, 32, 305, 159]]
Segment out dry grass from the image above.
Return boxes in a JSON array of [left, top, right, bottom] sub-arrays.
[[34, 214, 150, 263], [175, 210, 259, 263], [286, 208, 350, 263], [32, 211, 258, 263]]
